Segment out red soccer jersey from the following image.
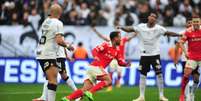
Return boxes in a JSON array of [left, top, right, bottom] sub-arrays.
[[91, 42, 128, 68], [182, 29, 201, 60], [118, 37, 129, 59]]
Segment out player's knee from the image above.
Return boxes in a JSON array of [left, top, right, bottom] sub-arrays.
[[47, 83, 57, 91]]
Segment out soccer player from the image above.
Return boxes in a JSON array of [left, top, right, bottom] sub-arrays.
[[176, 17, 201, 101], [118, 12, 182, 101], [36, 4, 74, 101], [91, 27, 136, 91], [61, 31, 131, 101], [33, 46, 78, 101], [174, 18, 200, 101]]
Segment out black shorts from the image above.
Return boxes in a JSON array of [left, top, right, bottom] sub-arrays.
[[181, 61, 200, 75], [138, 55, 162, 76], [56, 58, 67, 74], [37, 59, 58, 73]]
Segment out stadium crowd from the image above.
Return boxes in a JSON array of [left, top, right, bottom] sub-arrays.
[[0, 0, 201, 30]]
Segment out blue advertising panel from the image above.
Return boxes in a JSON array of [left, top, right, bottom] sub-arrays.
[[0, 57, 200, 87]]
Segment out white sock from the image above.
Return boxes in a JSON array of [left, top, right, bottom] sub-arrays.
[[156, 74, 164, 97], [47, 83, 57, 101], [66, 77, 77, 91], [139, 74, 146, 98], [185, 83, 190, 96], [191, 82, 198, 94], [47, 89, 56, 101], [40, 80, 48, 100]]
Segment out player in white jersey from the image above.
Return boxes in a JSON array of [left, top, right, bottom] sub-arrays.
[[118, 12, 182, 101], [33, 46, 79, 101], [36, 4, 74, 101]]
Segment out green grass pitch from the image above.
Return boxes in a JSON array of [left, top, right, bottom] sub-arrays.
[[0, 84, 200, 101]]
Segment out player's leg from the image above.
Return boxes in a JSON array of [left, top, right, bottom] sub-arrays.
[[133, 56, 150, 101], [116, 67, 122, 88], [61, 79, 94, 101], [190, 66, 200, 101], [106, 66, 114, 91], [58, 58, 77, 91], [181, 61, 192, 101], [45, 60, 58, 101], [152, 55, 168, 101], [179, 60, 195, 101]]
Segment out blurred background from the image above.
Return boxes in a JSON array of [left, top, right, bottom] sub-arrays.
[[0, 0, 200, 101]]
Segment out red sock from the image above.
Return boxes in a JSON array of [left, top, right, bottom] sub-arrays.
[[181, 76, 189, 95], [90, 81, 107, 93], [67, 89, 83, 100]]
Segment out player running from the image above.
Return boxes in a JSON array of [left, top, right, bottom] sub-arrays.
[[176, 17, 201, 101], [33, 46, 78, 101], [36, 4, 74, 101], [61, 31, 131, 101], [91, 26, 136, 91], [174, 18, 200, 101], [118, 12, 182, 101]]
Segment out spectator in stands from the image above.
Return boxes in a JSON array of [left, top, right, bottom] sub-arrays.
[[137, 2, 151, 23], [28, 8, 41, 30], [163, 7, 174, 26], [72, 42, 88, 60], [9, 12, 19, 25], [173, 13, 186, 27]]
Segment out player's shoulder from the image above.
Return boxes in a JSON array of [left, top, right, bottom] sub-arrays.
[[155, 24, 164, 28], [138, 23, 146, 27], [52, 18, 63, 25]]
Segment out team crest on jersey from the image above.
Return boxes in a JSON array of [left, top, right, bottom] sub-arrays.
[[44, 62, 49, 69]]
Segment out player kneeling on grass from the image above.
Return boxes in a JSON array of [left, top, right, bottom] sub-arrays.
[[61, 31, 131, 101], [176, 17, 201, 101]]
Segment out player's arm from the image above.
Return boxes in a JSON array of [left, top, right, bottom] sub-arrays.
[[127, 32, 137, 41], [164, 31, 182, 37], [116, 54, 130, 67], [55, 34, 74, 51], [91, 27, 110, 42], [117, 26, 135, 32], [64, 48, 74, 61], [174, 35, 187, 64]]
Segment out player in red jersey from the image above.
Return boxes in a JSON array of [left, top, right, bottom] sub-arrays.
[[91, 27, 136, 91], [176, 17, 201, 101], [61, 31, 131, 101], [174, 18, 200, 101]]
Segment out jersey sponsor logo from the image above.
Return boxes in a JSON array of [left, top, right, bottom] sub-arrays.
[[190, 37, 201, 42]]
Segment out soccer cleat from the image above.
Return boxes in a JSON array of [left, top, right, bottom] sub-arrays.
[[132, 96, 145, 101], [159, 96, 168, 101], [61, 97, 70, 101], [179, 95, 185, 101], [84, 91, 94, 101], [32, 97, 45, 101], [106, 86, 113, 92]]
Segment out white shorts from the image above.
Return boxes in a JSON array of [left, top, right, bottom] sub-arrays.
[[108, 59, 123, 73], [186, 60, 201, 70], [86, 65, 107, 84]]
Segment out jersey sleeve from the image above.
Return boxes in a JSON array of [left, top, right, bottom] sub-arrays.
[[92, 42, 107, 57], [115, 51, 128, 66], [55, 21, 64, 35], [158, 25, 167, 35], [180, 32, 188, 43]]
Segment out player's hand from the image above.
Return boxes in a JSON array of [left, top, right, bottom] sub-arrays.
[[126, 61, 131, 67], [66, 44, 74, 51]]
